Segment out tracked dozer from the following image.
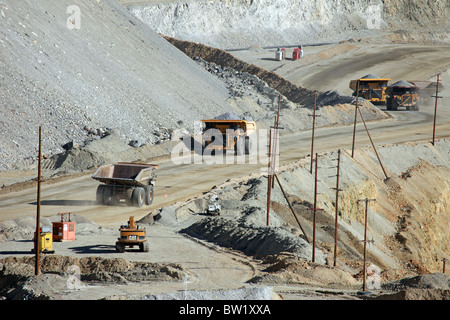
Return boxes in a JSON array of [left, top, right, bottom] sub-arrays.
[[386, 80, 420, 111], [349, 74, 391, 104]]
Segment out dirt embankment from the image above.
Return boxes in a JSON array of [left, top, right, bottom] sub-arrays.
[[148, 140, 450, 284], [164, 36, 317, 106], [0, 255, 186, 300]]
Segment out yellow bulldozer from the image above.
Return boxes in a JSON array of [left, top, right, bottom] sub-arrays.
[[349, 74, 391, 104], [115, 216, 149, 253]]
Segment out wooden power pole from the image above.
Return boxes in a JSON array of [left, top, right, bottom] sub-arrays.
[[34, 126, 42, 275]]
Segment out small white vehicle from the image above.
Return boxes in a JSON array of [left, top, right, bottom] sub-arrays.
[[206, 195, 221, 215]]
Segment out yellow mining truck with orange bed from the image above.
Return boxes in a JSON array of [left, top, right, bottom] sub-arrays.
[[349, 74, 391, 104], [201, 119, 256, 155], [385, 80, 420, 111]]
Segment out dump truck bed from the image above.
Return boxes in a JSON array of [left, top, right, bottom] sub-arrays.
[[92, 163, 158, 188]]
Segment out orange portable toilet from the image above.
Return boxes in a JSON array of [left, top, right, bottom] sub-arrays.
[[52, 212, 76, 241]]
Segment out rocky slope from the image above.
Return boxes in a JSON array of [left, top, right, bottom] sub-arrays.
[[0, 0, 232, 169], [124, 0, 450, 49], [148, 139, 450, 277]]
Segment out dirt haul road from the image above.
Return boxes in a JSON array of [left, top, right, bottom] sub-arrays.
[[233, 43, 450, 95], [0, 97, 449, 226]]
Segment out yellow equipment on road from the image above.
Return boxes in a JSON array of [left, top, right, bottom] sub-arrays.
[[201, 119, 256, 155], [115, 216, 149, 253], [349, 74, 391, 104], [32, 226, 55, 254]]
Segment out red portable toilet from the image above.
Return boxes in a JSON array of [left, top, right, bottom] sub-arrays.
[[292, 47, 300, 60], [52, 212, 76, 241]]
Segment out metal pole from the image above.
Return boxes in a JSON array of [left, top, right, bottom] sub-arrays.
[[267, 96, 283, 226], [313, 152, 318, 262], [358, 198, 376, 291], [310, 91, 317, 173], [362, 199, 369, 291], [34, 126, 42, 276], [333, 149, 341, 267], [432, 73, 441, 146], [266, 127, 272, 226], [357, 107, 389, 180], [271, 117, 277, 189], [352, 81, 360, 158]]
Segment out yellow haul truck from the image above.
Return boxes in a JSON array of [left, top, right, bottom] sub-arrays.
[[386, 80, 420, 111], [349, 74, 391, 104], [201, 119, 256, 155], [92, 163, 157, 208]]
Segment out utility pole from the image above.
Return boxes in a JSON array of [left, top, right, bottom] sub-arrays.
[[267, 96, 282, 226], [351, 81, 360, 158], [308, 153, 323, 262], [266, 126, 272, 227], [358, 198, 376, 291], [34, 126, 42, 276], [432, 73, 442, 146], [332, 149, 343, 267], [309, 91, 320, 173]]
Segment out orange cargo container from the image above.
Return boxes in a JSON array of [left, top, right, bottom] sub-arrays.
[[52, 212, 76, 241]]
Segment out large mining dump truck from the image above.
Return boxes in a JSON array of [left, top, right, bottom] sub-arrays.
[[201, 119, 256, 155], [349, 74, 391, 104], [386, 80, 420, 111], [92, 163, 157, 207]]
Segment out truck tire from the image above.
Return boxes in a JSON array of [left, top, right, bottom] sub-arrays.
[[125, 187, 134, 206], [386, 98, 392, 110], [96, 185, 106, 204], [244, 137, 251, 155], [132, 187, 145, 208], [391, 100, 398, 111], [145, 185, 154, 205], [104, 186, 118, 206], [235, 138, 245, 155], [140, 241, 149, 252]]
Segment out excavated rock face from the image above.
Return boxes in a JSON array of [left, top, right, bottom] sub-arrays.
[[0, 0, 231, 170], [125, 0, 450, 49]]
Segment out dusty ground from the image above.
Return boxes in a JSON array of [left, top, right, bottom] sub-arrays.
[[1, 0, 450, 301]]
